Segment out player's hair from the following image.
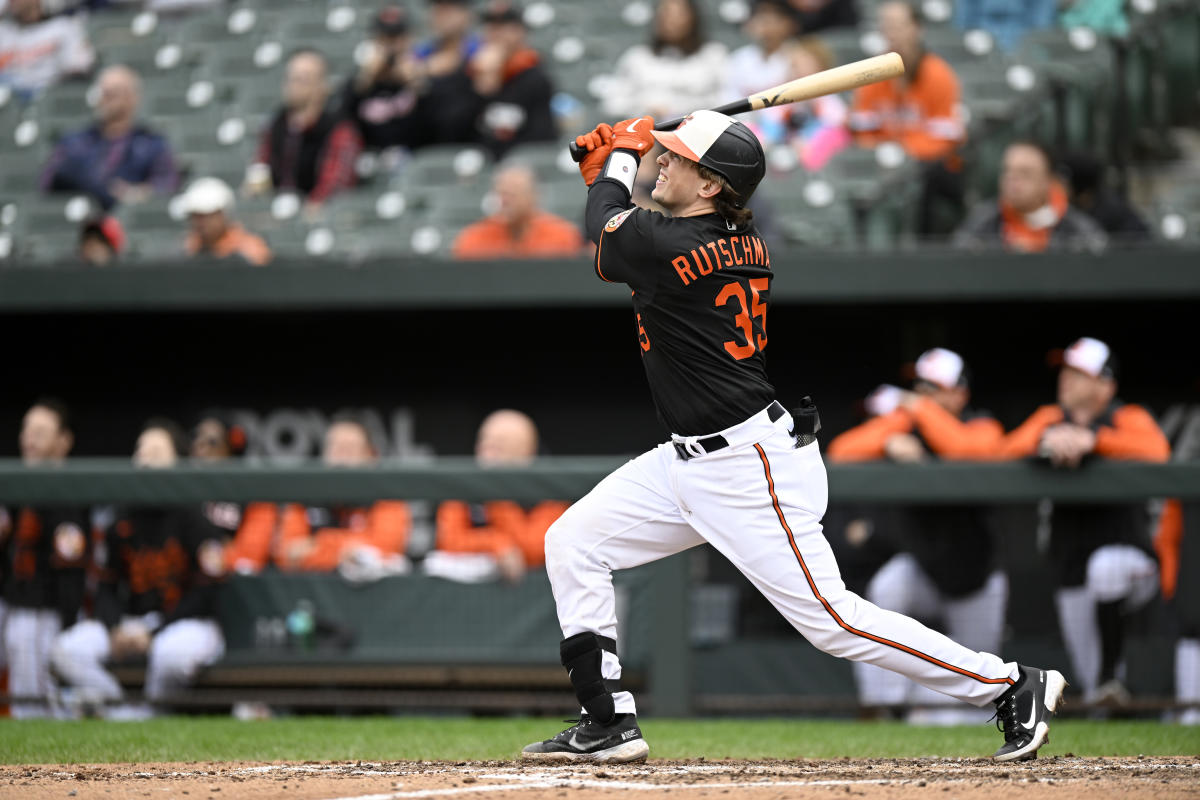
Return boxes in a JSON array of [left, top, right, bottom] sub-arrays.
[[696, 163, 754, 228], [30, 396, 72, 435]]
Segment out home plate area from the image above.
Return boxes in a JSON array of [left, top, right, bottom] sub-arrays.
[[2, 757, 1197, 800]]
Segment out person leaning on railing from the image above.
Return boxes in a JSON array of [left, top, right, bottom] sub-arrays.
[[995, 337, 1170, 706]]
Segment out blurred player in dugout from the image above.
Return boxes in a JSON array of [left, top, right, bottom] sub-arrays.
[[0, 399, 90, 718], [828, 349, 1007, 722], [996, 337, 1170, 704], [427, 409, 568, 583], [52, 419, 230, 718], [222, 414, 412, 578]]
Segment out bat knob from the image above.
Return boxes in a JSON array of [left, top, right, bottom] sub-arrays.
[[568, 141, 587, 163]]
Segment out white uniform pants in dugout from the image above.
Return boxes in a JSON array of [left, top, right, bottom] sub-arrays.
[[545, 402, 1019, 714]]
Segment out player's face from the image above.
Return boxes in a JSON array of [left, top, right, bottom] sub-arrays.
[[20, 406, 71, 465], [134, 429, 178, 469], [192, 419, 231, 461], [914, 381, 968, 417], [651, 151, 707, 211], [1057, 366, 1115, 415], [324, 422, 376, 467]]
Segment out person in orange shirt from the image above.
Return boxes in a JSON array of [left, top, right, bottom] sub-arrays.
[[849, 1, 966, 236], [996, 337, 1170, 705], [451, 164, 586, 260], [828, 348, 1007, 722], [953, 140, 1107, 253], [273, 414, 411, 574], [181, 177, 272, 266], [432, 409, 568, 582]]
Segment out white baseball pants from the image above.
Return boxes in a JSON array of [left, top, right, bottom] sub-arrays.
[[3, 607, 61, 718], [52, 618, 225, 714], [1054, 543, 1159, 697], [853, 554, 1008, 708], [545, 403, 1019, 715]]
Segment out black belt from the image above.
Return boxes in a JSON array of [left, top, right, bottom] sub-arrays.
[[674, 401, 785, 461]]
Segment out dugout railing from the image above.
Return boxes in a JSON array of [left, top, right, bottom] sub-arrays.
[[2, 460, 1198, 717]]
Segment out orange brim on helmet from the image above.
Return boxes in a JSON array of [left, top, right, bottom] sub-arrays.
[[650, 109, 766, 207]]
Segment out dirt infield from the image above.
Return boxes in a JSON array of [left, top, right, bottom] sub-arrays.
[[1, 757, 1197, 800]]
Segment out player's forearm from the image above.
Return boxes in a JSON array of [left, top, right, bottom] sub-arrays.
[[584, 154, 638, 243]]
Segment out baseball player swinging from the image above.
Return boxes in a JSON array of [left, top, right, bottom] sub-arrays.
[[519, 111, 1066, 763]]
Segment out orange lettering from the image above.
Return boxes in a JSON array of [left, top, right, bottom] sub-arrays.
[[693, 248, 712, 276], [718, 239, 733, 267], [752, 236, 764, 264], [698, 243, 716, 274], [741, 236, 755, 264], [731, 236, 745, 265], [705, 241, 722, 270], [672, 255, 696, 286]]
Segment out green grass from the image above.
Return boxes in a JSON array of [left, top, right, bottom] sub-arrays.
[[1, 717, 1197, 765]]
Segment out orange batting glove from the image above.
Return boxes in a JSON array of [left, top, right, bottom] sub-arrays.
[[575, 122, 614, 186], [611, 116, 656, 156]]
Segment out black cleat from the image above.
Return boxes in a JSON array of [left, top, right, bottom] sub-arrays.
[[520, 714, 649, 763], [992, 665, 1068, 762]]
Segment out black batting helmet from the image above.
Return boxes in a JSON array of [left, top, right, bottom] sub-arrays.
[[651, 110, 766, 207]]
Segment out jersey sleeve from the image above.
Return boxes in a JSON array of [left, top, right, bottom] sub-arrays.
[[994, 406, 1064, 460], [909, 398, 1005, 460], [1093, 404, 1170, 461], [826, 411, 913, 462], [585, 153, 667, 291]]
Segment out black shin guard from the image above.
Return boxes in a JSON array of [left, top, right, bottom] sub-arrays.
[[560, 632, 620, 724]]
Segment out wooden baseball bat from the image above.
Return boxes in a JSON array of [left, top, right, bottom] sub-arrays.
[[569, 51, 905, 162]]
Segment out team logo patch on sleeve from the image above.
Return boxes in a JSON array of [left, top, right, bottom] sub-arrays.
[[54, 523, 86, 562], [605, 209, 635, 232]]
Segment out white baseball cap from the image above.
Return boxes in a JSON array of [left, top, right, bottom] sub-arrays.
[[914, 347, 966, 390], [1061, 336, 1116, 380], [181, 177, 235, 215]]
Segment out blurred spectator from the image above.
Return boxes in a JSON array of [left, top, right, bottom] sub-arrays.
[[467, 0, 556, 159], [340, 5, 426, 153], [451, 163, 585, 259], [604, 0, 729, 120], [0, 0, 94, 99], [954, 140, 1107, 253], [953, 0, 1055, 53], [1060, 150, 1150, 244], [1, 398, 89, 718], [190, 410, 247, 462], [849, 2, 966, 237], [52, 418, 227, 719], [40, 65, 179, 210], [246, 49, 361, 212], [77, 214, 125, 266], [272, 415, 411, 576], [724, 0, 799, 121], [828, 349, 1007, 723], [997, 337, 1169, 703], [412, 0, 483, 145], [181, 177, 272, 266], [430, 409, 568, 583], [789, 0, 858, 33], [754, 36, 850, 171]]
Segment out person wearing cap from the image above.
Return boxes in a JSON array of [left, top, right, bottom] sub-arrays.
[[954, 140, 1108, 253], [997, 337, 1170, 704], [849, 1, 966, 237], [247, 49, 362, 211], [465, 0, 556, 159], [410, 0, 484, 145], [523, 105, 1067, 764], [828, 348, 1009, 723], [41, 64, 179, 210], [339, 5, 427, 153], [451, 162, 584, 259], [78, 215, 125, 266], [182, 177, 271, 266]]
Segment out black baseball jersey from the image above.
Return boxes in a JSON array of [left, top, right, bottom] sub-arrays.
[[0, 504, 90, 627], [586, 171, 776, 436], [92, 506, 229, 630]]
